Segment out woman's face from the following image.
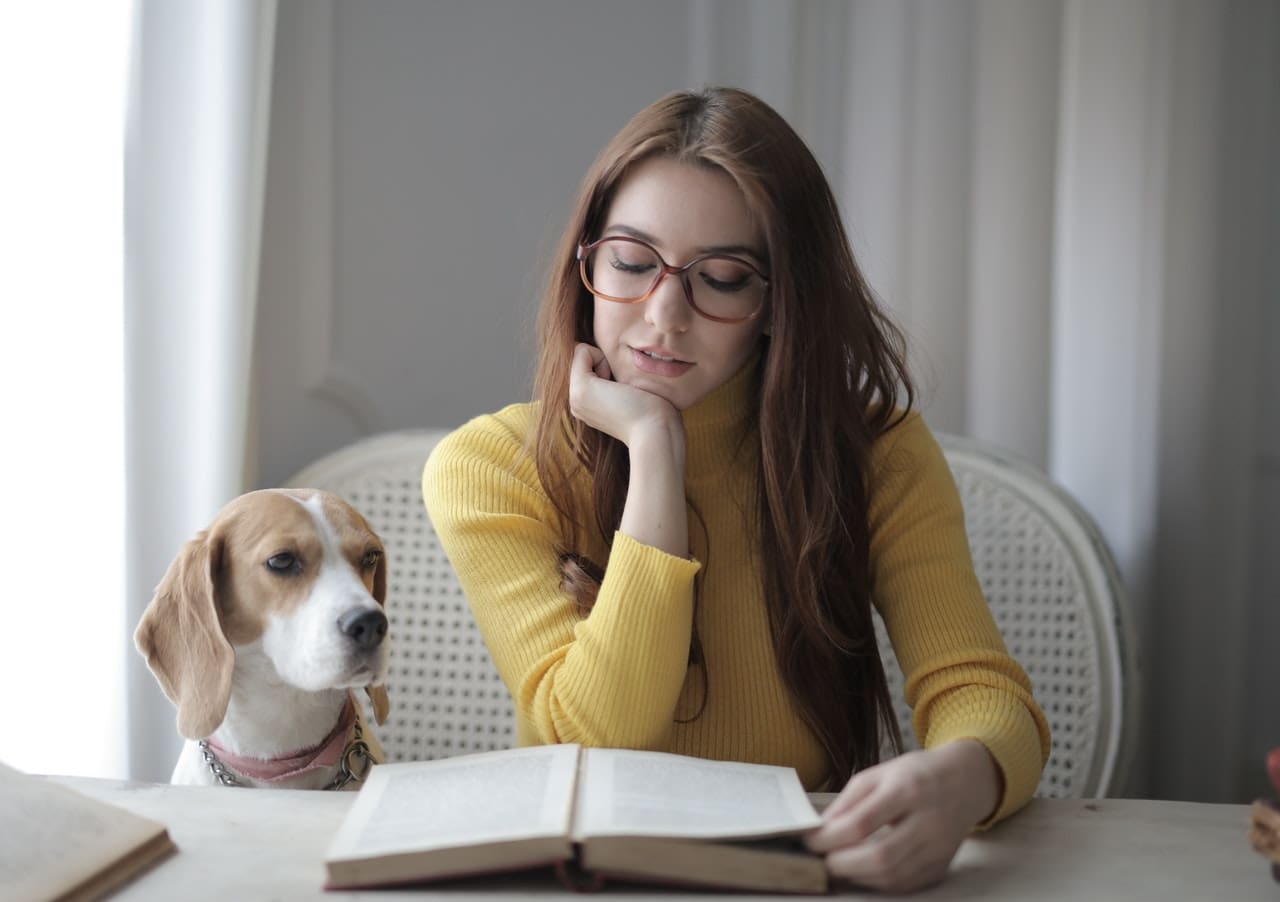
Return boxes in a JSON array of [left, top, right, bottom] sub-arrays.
[[589, 157, 769, 411]]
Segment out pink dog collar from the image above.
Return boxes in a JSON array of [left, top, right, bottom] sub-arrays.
[[205, 695, 358, 783]]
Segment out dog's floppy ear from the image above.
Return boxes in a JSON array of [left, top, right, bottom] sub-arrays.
[[365, 685, 390, 725], [368, 532, 389, 725], [134, 527, 235, 740], [372, 535, 388, 607]]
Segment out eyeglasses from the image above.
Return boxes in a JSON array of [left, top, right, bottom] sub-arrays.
[[576, 236, 770, 324]]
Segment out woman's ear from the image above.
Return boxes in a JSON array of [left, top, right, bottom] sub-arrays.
[[760, 308, 773, 337], [134, 528, 235, 740]]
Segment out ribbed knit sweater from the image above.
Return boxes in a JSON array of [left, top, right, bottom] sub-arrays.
[[423, 359, 1050, 824]]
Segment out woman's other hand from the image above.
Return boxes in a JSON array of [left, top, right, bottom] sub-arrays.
[[806, 739, 1002, 893]]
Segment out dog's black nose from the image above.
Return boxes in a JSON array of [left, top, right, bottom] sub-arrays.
[[338, 608, 388, 649]]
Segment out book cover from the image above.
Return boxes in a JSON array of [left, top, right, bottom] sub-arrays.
[[0, 762, 176, 902]]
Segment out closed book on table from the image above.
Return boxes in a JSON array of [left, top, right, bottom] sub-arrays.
[[0, 762, 176, 902]]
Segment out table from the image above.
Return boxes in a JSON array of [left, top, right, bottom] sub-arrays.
[[52, 776, 1276, 899]]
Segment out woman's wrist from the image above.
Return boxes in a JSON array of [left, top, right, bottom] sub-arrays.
[[938, 738, 1003, 826], [627, 415, 686, 471]]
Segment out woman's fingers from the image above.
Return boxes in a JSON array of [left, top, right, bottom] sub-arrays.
[[807, 778, 903, 852], [817, 765, 879, 820], [825, 819, 948, 893], [806, 744, 996, 892], [568, 344, 606, 413], [809, 758, 916, 851], [568, 342, 679, 446], [571, 342, 603, 376]]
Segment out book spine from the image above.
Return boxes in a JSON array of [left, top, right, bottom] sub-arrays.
[[553, 853, 607, 893]]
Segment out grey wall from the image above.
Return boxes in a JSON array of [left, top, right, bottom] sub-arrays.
[[256, 0, 692, 486]]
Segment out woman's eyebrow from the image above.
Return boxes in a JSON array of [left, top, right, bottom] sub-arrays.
[[602, 223, 658, 243], [603, 223, 766, 263]]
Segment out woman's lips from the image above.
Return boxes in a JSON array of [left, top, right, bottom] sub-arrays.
[[630, 346, 694, 377]]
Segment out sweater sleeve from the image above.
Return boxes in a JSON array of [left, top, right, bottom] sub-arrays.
[[422, 410, 702, 750], [868, 413, 1051, 825]]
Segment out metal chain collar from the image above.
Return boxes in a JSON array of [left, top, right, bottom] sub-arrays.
[[198, 715, 372, 791]]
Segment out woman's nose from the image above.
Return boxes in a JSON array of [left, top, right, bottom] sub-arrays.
[[643, 273, 693, 334]]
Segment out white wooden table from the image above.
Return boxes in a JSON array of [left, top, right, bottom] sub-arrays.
[[52, 776, 1277, 900]]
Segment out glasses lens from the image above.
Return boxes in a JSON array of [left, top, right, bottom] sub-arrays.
[[687, 256, 767, 321], [583, 238, 767, 322]]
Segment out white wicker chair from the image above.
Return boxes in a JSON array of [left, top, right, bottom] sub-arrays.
[[286, 429, 1134, 798]]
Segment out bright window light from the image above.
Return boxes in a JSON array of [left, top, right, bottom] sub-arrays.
[[0, 2, 130, 777]]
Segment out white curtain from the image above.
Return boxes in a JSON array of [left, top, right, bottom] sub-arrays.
[[124, 0, 278, 781], [700, 0, 1277, 802]]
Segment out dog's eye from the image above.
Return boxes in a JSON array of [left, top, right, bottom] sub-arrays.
[[266, 552, 300, 574], [361, 550, 382, 570]]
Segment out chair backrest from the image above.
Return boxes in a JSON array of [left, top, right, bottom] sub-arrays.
[[287, 429, 1133, 798]]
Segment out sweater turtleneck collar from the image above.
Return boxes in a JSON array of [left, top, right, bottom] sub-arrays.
[[680, 345, 763, 482]]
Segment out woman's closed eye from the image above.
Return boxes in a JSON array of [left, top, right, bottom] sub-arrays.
[[697, 268, 753, 293], [609, 254, 655, 275]]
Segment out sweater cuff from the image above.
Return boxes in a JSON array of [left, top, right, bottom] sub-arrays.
[[922, 686, 1048, 826], [584, 531, 702, 653], [607, 530, 703, 586]]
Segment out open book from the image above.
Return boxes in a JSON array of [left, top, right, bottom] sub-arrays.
[[325, 744, 828, 893], [0, 762, 176, 902]]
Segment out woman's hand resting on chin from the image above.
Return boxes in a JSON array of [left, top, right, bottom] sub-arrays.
[[806, 739, 1003, 893], [568, 343, 684, 453], [568, 343, 689, 557]]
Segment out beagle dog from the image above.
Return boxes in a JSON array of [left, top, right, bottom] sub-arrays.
[[135, 488, 392, 790]]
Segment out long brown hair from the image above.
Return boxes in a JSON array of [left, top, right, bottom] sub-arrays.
[[532, 87, 914, 785]]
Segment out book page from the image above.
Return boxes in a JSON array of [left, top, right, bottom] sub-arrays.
[[573, 748, 822, 841], [327, 744, 580, 859], [0, 763, 171, 902]]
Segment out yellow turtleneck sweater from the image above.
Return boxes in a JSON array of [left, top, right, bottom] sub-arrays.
[[422, 360, 1050, 824]]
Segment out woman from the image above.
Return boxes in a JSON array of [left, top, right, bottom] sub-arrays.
[[423, 87, 1049, 891]]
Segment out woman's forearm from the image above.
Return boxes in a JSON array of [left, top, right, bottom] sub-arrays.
[[619, 418, 689, 558]]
